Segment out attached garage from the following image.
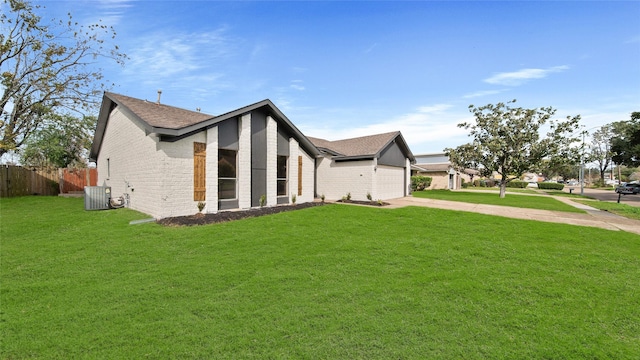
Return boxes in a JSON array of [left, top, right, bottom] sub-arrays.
[[310, 132, 414, 202]]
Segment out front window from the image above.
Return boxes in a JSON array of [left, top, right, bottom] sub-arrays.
[[277, 155, 288, 196], [219, 149, 237, 199]]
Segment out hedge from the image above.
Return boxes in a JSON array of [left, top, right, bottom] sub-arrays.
[[506, 181, 529, 188], [537, 182, 564, 190]]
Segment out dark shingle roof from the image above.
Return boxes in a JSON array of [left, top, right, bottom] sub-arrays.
[[308, 131, 401, 157], [107, 92, 214, 129], [90, 93, 320, 160]]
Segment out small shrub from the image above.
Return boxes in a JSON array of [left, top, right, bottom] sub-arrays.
[[411, 176, 432, 191], [321, 194, 325, 203], [461, 179, 469, 188], [366, 192, 372, 201], [346, 192, 351, 201], [377, 199, 383, 206], [474, 179, 495, 187], [291, 194, 297, 204], [197, 201, 206, 212], [259, 194, 266, 207]]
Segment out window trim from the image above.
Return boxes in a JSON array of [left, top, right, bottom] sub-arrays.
[[218, 148, 238, 200], [277, 155, 288, 197]]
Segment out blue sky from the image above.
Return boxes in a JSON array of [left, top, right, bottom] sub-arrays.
[[34, 0, 640, 154]]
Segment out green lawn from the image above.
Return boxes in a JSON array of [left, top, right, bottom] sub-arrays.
[[574, 199, 640, 220], [413, 189, 585, 213], [2, 197, 639, 358]]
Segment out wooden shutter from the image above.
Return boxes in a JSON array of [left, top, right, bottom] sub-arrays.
[[194, 142, 206, 201], [297, 156, 303, 196]]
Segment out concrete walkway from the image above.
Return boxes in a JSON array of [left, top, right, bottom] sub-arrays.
[[385, 196, 640, 236]]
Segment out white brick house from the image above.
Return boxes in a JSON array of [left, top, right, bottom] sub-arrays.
[[90, 93, 415, 218]]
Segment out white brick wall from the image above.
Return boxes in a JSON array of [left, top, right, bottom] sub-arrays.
[[238, 113, 252, 209], [266, 116, 277, 207], [316, 156, 375, 201], [205, 126, 219, 213], [288, 138, 299, 203], [97, 106, 164, 218], [157, 131, 206, 218], [299, 149, 315, 203]]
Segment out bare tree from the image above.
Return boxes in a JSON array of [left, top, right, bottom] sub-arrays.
[[0, 0, 126, 157]]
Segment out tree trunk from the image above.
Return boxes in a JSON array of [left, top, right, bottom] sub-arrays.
[[499, 181, 507, 198]]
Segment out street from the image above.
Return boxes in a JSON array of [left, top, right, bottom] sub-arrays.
[[565, 186, 640, 207]]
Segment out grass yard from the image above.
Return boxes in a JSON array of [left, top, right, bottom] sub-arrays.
[[2, 196, 639, 359], [462, 187, 540, 194], [574, 199, 640, 221], [413, 189, 585, 213]]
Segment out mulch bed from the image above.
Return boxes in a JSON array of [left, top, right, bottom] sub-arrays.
[[157, 199, 391, 227], [336, 199, 390, 207], [157, 202, 325, 226]]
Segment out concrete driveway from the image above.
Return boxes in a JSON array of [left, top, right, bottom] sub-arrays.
[[564, 187, 640, 207]]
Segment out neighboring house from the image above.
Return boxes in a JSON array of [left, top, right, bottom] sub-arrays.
[[310, 132, 415, 201], [411, 153, 477, 189], [90, 92, 414, 218]]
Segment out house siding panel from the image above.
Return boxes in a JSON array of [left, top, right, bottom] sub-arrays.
[[378, 142, 406, 167]]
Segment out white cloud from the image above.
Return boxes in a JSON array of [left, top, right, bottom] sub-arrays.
[[484, 65, 569, 86], [364, 43, 378, 54], [462, 89, 506, 99], [290, 80, 305, 91], [123, 27, 236, 81]]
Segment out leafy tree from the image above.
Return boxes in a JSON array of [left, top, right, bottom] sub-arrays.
[[445, 100, 581, 198], [611, 112, 640, 167], [20, 114, 95, 167], [539, 159, 579, 181], [587, 124, 614, 184], [0, 0, 126, 157]]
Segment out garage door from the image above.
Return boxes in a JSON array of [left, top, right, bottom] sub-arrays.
[[375, 165, 405, 199]]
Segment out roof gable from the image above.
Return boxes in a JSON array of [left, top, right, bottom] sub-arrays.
[[309, 131, 415, 162], [90, 92, 320, 160]]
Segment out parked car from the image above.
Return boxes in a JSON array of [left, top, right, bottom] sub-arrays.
[[615, 182, 640, 194]]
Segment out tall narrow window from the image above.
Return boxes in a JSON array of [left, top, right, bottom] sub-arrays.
[[277, 155, 288, 196], [194, 143, 206, 201], [218, 149, 237, 199]]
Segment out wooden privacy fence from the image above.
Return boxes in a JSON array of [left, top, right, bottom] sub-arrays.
[[0, 165, 97, 197], [60, 168, 97, 193]]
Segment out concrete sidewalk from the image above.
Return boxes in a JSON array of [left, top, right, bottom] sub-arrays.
[[385, 196, 640, 236]]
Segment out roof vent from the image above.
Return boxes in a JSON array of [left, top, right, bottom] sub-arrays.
[[156, 89, 162, 104], [196, 107, 201, 112]]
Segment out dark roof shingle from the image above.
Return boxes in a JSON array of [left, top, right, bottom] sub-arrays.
[[308, 131, 400, 157], [107, 92, 214, 129]]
